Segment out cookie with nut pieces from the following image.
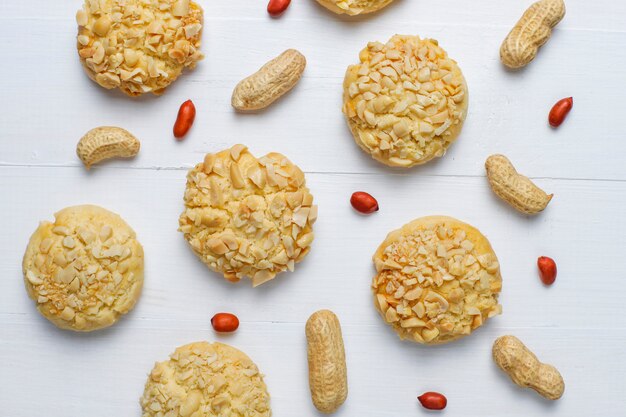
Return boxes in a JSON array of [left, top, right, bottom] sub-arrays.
[[372, 216, 502, 344], [22, 205, 144, 332], [75, 0, 204, 96], [315, 0, 395, 15], [179, 145, 317, 287], [343, 35, 468, 167], [140, 341, 271, 417]]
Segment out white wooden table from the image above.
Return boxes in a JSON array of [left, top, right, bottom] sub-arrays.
[[1, 1, 625, 415]]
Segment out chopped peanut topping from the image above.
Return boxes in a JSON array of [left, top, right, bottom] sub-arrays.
[[344, 35, 468, 167], [22, 205, 144, 331], [179, 145, 316, 287], [372, 216, 501, 344], [75, 0, 204, 96], [140, 342, 271, 417]]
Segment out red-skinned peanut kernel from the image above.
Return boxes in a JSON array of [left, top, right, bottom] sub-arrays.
[[211, 313, 239, 332], [537, 256, 557, 285], [173, 100, 196, 139], [418, 392, 447, 410], [267, 0, 291, 16], [548, 97, 573, 127], [350, 192, 379, 214]]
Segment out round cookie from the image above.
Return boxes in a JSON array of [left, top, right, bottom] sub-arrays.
[[140, 342, 271, 417], [343, 35, 468, 167], [75, 0, 204, 96], [372, 216, 502, 345], [179, 145, 317, 287], [315, 0, 395, 15], [22, 205, 144, 332]]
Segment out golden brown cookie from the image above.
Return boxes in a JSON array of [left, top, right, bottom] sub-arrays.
[[343, 35, 468, 167], [315, 0, 395, 15], [75, 0, 204, 96], [372, 216, 502, 344], [22, 205, 144, 331], [179, 145, 317, 287], [140, 342, 271, 417]]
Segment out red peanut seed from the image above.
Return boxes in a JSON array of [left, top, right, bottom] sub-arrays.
[[548, 97, 573, 128], [267, 0, 291, 16], [418, 392, 447, 410], [537, 256, 557, 285], [350, 192, 379, 214], [211, 313, 240, 332], [173, 100, 196, 139]]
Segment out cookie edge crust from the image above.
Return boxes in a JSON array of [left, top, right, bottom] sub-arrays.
[[371, 215, 502, 345], [316, 0, 395, 15], [22, 205, 144, 332]]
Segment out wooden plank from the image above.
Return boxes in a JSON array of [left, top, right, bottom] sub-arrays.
[[1, 166, 624, 415], [0, 11, 625, 179], [1, 0, 625, 416]]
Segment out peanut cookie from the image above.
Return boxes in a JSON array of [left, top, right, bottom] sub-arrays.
[[140, 342, 271, 417], [315, 0, 395, 15], [372, 216, 501, 344], [22, 205, 144, 332], [75, 0, 204, 96], [179, 145, 317, 287], [343, 35, 468, 167]]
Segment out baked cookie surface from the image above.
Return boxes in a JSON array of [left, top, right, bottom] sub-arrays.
[[316, 0, 395, 15], [372, 216, 501, 344], [343, 35, 468, 167], [140, 342, 271, 417], [22, 205, 144, 331], [179, 145, 317, 287], [75, 0, 204, 96]]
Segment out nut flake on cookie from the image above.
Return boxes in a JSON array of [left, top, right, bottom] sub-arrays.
[[76, 0, 204, 96], [179, 145, 317, 286], [344, 35, 467, 167]]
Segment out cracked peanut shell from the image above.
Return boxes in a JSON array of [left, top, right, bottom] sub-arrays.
[[77, 126, 140, 169]]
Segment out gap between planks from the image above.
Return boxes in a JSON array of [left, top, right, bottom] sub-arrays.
[[1, 15, 626, 35], [1, 162, 625, 184]]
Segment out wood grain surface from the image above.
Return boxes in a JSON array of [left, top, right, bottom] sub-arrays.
[[1, 1, 625, 416]]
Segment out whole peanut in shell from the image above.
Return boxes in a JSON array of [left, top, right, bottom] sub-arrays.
[[493, 335, 565, 400], [485, 154, 553, 215], [306, 310, 348, 413], [500, 0, 566, 69], [231, 49, 306, 111]]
